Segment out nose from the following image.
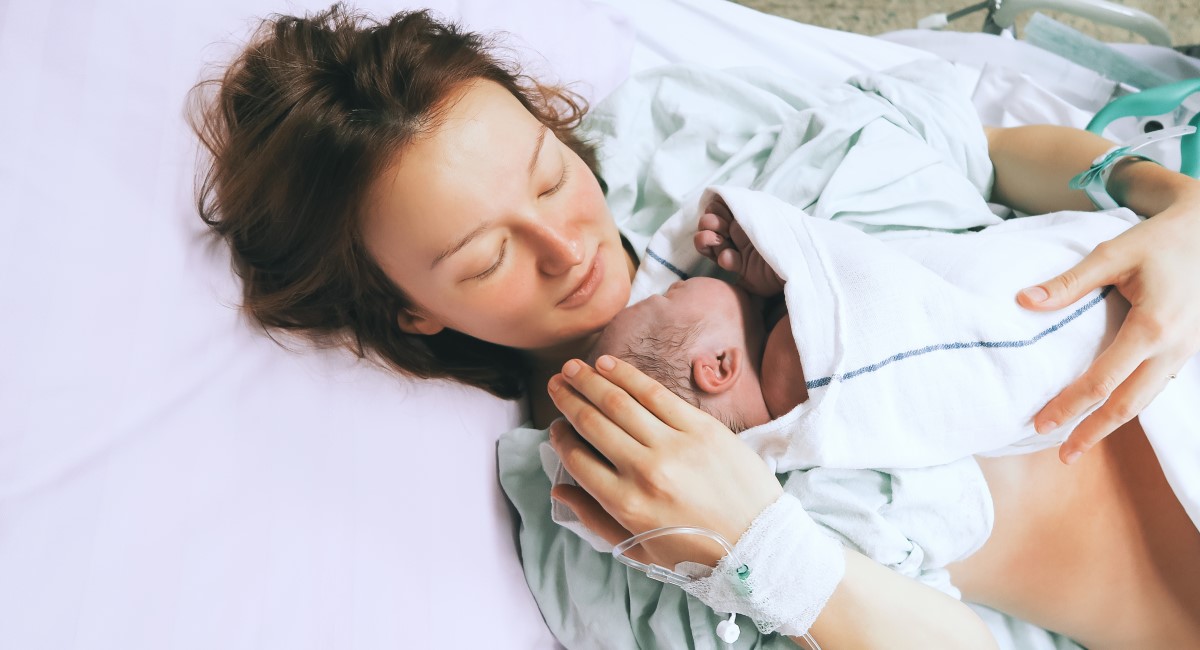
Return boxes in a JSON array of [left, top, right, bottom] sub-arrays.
[[533, 222, 584, 276]]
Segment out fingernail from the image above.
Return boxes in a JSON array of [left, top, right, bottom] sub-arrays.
[[1064, 451, 1083, 465], [563, 360, 581, 378], [596, 355, 615, 371], [548, 376, 562, 393], [1036, 420, 1058, 435], [1021, 286, 1049, 304]]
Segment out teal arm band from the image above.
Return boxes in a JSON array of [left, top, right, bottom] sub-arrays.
[[1069, 125, 1196, 211]]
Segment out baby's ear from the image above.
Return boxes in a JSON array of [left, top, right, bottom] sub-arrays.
[[397, 307, 445, 336], [692, 348, 742, 395]]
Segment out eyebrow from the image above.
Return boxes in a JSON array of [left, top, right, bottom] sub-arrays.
[[431, 222, 488, 270], [431, 125, 549, 270], [528, 124, 548, 175]]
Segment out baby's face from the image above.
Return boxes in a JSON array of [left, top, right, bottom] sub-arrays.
[[592, 277, 759, 366]]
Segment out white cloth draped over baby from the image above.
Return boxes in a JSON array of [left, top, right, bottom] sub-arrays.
[[542, 195, 1136, 592], [712, 185, 1138, 471]]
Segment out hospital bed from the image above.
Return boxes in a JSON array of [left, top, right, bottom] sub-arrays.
[[2, 1, 1197, 648]]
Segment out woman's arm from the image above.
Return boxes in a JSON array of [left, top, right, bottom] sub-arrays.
[[986, 125, 1111, 214], [558, 481, 997, 649], [548, 356, 998, 649], [802, 550, 997, 650], [986, 124, 1200, 463], [985, 125, 1195, 216]]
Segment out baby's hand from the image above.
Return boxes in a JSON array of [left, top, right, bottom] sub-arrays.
[[693, 196, 784, 296]]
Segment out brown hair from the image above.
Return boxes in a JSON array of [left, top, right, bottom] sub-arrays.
[[189, 4, 600, 399]]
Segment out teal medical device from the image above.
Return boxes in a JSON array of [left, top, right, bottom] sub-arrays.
[[1085, 78, 1200, 179]]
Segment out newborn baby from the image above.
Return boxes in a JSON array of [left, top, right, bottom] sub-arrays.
[[588, 275, 795, 433], [590, 189, 1134, 468]]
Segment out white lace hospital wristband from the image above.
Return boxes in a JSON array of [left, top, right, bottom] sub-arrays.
[[676, 492, 845, 637]]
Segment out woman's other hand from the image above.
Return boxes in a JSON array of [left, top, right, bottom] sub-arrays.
[[1019, 184, 1200, 464], [546, 355, 783, 567]]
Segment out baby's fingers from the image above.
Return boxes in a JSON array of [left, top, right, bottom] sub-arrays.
[[704, 196, 735, 222], [698, 211, 732, 238], [693, 229, 725, 259], [717, 248, 743, 273]]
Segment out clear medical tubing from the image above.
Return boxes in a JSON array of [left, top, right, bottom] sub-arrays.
[[612, 526, 823, 650]]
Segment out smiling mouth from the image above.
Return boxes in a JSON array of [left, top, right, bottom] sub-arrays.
[[558, 254, 604, 309]]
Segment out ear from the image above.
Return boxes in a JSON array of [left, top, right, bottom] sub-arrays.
[[691, 348, 742, 396], [397, 307, 445, 336]]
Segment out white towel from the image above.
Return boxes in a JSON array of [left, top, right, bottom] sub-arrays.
[[709, 185, 1138, 471]]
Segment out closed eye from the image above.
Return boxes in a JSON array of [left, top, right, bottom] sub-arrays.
[[540, 160, 570, 198], [472, 239, 507, 281]]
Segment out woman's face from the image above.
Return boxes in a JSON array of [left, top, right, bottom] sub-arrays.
[[362, 80, 632, 352]]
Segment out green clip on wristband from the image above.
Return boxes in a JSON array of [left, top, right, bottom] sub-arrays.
[[1069, 125, 1197, 211]]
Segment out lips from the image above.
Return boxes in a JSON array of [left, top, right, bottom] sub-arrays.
[[558, 253, 604, 309]]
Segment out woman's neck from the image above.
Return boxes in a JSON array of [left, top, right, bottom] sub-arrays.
[[525, 329, 605, 428], [526, 240, 639, 428]]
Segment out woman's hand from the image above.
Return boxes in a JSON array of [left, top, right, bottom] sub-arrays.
[[546, 355, 783, 567], [548, 357, 1001, 649], [1019, 186, 1200, 464]]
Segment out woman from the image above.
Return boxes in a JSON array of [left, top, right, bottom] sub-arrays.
[[191, 6, 1200, 647]]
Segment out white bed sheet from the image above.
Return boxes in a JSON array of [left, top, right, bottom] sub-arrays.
[[3, 1, 1190, 648]]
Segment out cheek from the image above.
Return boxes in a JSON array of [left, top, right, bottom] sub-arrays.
[[566, 169, 611, 227]]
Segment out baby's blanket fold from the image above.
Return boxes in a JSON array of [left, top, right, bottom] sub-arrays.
[[707, 185, 1137, 471]]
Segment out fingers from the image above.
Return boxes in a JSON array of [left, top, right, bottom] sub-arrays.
[[695, 211, 734, 261], [1034, 321, 1149, 436], [549, 372, 646, 465], [729, 218, 751, 250], [717, 247, 743, 273], [704, 196, 734, 223], [589, 354, 712, 433], [1018, 243, 1122, 311], [693, 229, 723, 259], [550, 484, 646, 561], [697, 210, 731, 236], [1037, 306, 1182, 464], [552, 360, 667, 448], [1058, 359, 1174, 464], [548, 417, 623, 497]]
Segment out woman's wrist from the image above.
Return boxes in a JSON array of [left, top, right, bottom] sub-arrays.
[[677, 492, 845, 636], [1107, 158, 1200, 217]]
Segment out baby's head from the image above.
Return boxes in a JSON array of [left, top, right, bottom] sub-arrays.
[[588, 277, 770, 432]]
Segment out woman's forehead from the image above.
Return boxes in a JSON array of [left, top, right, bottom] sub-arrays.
[[363, 81, 545, 262], [390, 81, 543, 198]]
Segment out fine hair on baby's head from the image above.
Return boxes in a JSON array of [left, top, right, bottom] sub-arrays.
[[607, 318, 706, 408], [589, 310, 750, 434]]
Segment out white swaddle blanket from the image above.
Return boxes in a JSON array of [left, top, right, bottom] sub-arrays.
[[545, 186, 1137, 570], [711, 185, 1138, 471]]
